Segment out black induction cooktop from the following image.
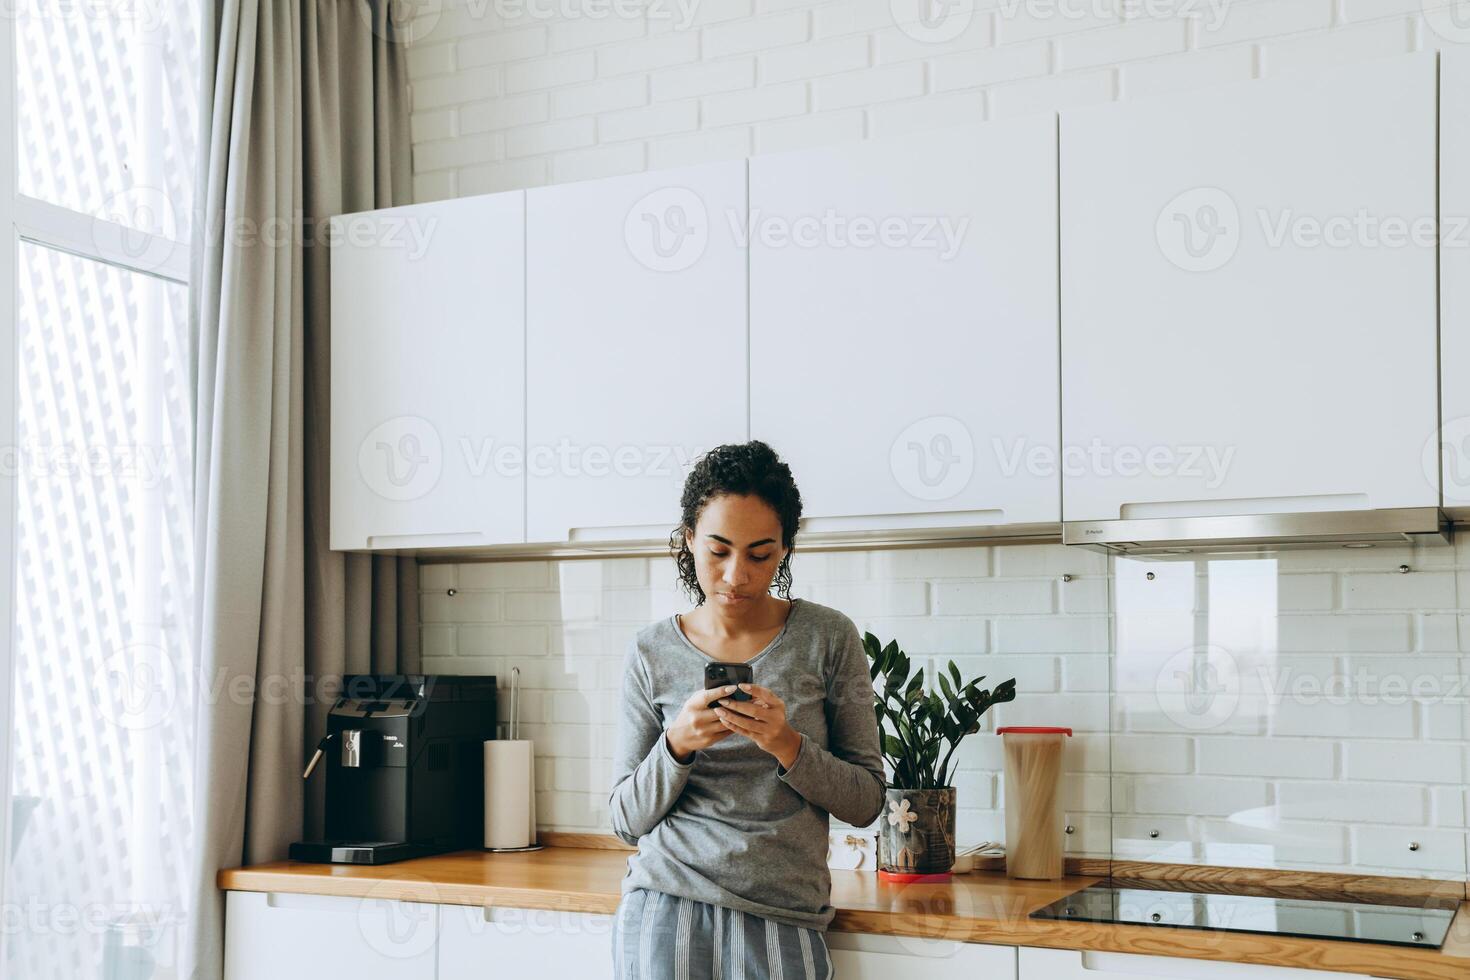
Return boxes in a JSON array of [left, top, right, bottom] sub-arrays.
[[1030, 880, 1457, 949]]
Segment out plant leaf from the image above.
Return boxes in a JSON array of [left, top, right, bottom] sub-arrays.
[[865, 638, 1022, 791], [904, 672, 924, 699], [937, 670, 955, 703]]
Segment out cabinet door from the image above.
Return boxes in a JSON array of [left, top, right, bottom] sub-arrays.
[[828, 931, 1017, 979], [1060, 53, 1438, 523], [437, 902, 614, 978], [1441, 48, 1470, 511], [525, 162, 748, 544], [330, 192, 525, 551], [1020, 947, 1366, 980], [223, 891, 437, 980], [750, 118, 1060, 532]]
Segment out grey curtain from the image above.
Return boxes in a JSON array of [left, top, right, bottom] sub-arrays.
[[184, 2, 417, 978]]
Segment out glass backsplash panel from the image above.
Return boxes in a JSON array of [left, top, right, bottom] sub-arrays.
[[1110, 542, 1468, 880]]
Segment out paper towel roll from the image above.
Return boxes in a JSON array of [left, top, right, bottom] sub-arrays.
[[484, 740, 537, 849]]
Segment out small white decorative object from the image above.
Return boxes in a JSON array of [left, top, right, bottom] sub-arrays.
[[826, 830, 878, 870], [951, 842, 1005, 874], [886, 797, 918, 833]]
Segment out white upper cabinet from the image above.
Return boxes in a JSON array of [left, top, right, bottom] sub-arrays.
[[1060, 52, 1439, 523], [330, 192, 526, 550], [1440, 48, 1470, 511], [525, 161, 749, 544], [750, 117, 1061, 532]]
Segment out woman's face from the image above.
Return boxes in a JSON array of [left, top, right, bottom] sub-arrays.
[[685, 493, 788, 610]]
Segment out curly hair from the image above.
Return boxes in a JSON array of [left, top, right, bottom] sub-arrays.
[[669, 440, 803, 605]]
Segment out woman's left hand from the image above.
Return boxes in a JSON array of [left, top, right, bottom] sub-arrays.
[[714, 683, 802, 769]]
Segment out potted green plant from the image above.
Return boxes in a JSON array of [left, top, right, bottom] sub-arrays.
[[862, 632, 1017, 879]]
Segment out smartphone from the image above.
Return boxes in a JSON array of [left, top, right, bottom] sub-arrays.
[[704, 662, 753, 709]]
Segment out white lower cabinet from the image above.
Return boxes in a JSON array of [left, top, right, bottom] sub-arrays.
[[827, 931, 1017, 979], [437, 902, 614, 977], [223, 891, 438, 980], [225, 892, 1373, 980], [1020, 947, 1370, 980]]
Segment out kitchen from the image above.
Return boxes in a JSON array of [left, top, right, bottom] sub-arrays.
[[1, 1, 1467, 979]]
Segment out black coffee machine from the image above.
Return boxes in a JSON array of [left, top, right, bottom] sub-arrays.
[[289, 674, 497, 864]]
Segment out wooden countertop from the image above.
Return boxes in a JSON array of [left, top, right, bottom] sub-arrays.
[[219, 847, 1470, 980]]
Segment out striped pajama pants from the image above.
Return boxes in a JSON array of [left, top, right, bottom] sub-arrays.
[[611, 888, 834, 980]]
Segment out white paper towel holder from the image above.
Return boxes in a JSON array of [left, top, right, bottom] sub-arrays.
[[484, 667, 545, 853]]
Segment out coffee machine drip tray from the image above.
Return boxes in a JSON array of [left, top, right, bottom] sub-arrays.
[[1030, 879, 1457, 949], [288, 840, 440, 865]]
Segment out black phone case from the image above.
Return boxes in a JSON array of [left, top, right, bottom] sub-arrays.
[[704, 663, 753, 708]]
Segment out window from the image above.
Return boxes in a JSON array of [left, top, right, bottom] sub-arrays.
[[2, 3, 201, 976]]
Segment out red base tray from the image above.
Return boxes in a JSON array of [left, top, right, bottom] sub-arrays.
[[876, 869, 953, 883]]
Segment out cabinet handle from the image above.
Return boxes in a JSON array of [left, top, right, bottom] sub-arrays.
[[566, 524, 672, 543], [1078, 950, 1269, 979], [364, 531, 494, 549], [799, 509, 1004, 533], [1116, 493, 1370, 521], [265, 891, 427, 912], [265, 892, 353, 911]]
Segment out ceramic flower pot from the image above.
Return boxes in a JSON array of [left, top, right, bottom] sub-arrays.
[[877, 786, 956, 876]]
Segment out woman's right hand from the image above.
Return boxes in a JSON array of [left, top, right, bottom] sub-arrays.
[[665, 685, 739, 763]]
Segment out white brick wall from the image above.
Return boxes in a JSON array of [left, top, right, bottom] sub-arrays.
[[424, 543, 1119, 853], [403, 0, 1470, 202], [422, 540, 1470, 881]]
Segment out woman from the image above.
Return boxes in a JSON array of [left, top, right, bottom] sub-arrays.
[[608, 440, 886, 979]]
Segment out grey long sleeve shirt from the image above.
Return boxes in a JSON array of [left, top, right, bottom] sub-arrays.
[[608, 597, 887, 931]]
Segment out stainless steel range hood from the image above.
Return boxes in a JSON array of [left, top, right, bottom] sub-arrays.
[[1062, 507, 1451, 556]]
